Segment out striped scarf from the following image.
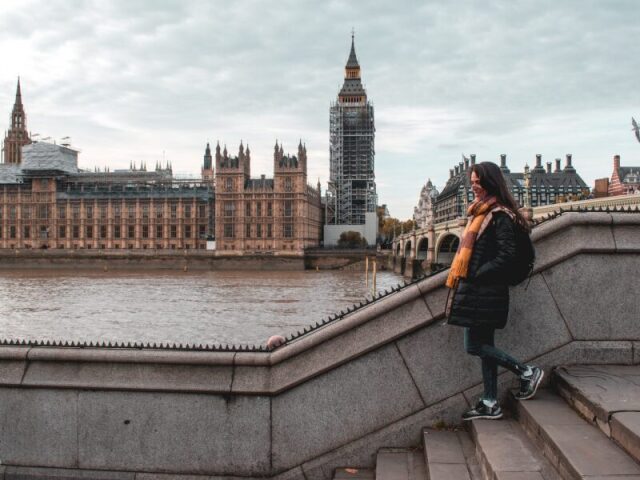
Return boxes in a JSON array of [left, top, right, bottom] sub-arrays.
[[445, 196, 497, 289]]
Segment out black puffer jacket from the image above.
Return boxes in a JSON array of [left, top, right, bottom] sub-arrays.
[[448, 211, 517, 329]]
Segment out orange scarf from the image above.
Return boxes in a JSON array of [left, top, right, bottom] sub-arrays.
[[445, 196, 497, 289]]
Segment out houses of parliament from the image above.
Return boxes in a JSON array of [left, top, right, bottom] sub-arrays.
[[0, 79, 322, 253]]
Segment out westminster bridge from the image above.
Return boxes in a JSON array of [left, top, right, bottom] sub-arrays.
[[391, 193, 640, 277]]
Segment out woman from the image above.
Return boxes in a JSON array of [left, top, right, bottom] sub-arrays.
[[446, 161, 543, 421]]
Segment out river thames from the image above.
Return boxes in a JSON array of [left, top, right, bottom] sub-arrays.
[[0, 269, 404, 346]]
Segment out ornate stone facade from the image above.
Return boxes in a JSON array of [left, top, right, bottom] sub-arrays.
[[0, 141, 213, 250], [412, 179, 438, 229], [0, 82, 322, 253], [2, 79, 31, 164], [214, 141, 322, 254]]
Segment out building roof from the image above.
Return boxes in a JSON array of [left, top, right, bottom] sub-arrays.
[[0, 164, 22, 183], [346, 35, 360, 68], [618, 167, 640, 183], [339, 78, 367, 98], [245, 177, 274, 190], [21, 142, 79, 174]]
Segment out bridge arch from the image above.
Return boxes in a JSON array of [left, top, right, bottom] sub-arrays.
[[436, 233, 459, 266], [404, 240, 412, 258], [416, 237, 429, 261]]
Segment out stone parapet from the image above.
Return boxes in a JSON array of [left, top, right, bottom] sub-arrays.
[[0, 211, 638, 478]]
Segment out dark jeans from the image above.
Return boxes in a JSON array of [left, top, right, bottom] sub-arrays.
[[464, 327, 527, 402]]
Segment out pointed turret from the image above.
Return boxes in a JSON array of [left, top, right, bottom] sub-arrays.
[[346, 33, 359, 68], [338, 33, 366, 105], [203, 142, 212, 170], [3, 77, 31, 164], [15, 78, 23, 107]]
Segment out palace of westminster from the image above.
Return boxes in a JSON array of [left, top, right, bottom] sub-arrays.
[[0, 79, 323, 252]]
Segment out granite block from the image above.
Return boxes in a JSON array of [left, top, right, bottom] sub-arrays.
[[427, 463, 471, 480], [136, 475, 249, 480], [272, 343, 424, 471], [0, 388, 78, 467], [423, 430, 465, 464], [611, 412, 640, 464], [533, 218, 615, 270], [542, 254, 640, 340], [635, 342, 640, 364], [502, 273, 572, 362], [420, 285, 449, 320], [613, 225, 640, 252], [554, 365, 640, 423], [5, 466, 133, 480], [0, 360, 27, 385], [271, 467, 308, 480], [230, 365, 270, 394], [22, 361, 233, 393], [396, 322, 480, 405], [298, 394, 468, 480], [271, 295, 432, 393], [78, 391, 270, 475]]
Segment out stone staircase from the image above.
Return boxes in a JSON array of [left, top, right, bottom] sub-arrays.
[[333, 365, 640, 480]]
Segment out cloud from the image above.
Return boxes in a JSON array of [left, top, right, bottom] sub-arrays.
[[0, 0, 638, 218]]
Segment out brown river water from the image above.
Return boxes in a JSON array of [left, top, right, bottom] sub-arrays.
[[0, 269, 404, 346]]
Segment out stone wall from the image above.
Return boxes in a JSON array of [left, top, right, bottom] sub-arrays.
[[0, 211, 637, 480]]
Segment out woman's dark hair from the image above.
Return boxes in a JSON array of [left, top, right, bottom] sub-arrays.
[[470, 161, 530, 231]]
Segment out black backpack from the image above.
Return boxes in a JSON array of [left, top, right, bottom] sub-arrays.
[[508, 223, 535, 286]]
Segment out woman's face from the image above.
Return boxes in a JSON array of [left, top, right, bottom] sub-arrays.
[[470, 171, 487, 200]]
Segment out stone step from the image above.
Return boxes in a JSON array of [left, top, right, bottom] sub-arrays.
[[375, 448, 426, 480], [423, 429, 480, 480], [470, 418, 561, 480], [554, 364, 640, 463], [515, 389, 640, 479]]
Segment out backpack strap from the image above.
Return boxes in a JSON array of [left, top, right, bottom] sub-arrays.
[[477, 206, 514, 239]]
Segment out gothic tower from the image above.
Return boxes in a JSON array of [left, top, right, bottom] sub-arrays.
[[326, 34, 377, 228], [2, 78, 31, 164], [202, 142, 214, 182]]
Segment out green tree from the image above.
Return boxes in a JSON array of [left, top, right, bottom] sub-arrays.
[[337, 231, 368, 248]]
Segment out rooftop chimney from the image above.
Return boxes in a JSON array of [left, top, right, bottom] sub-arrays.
[[500, 154, 507, 168], [536, 154, 542, 169], [464, 157, 469, 170], [564, 153, 575, 171], [555, 159, 561, 172], [546, 162, 552, 174], [454, 165, 460, 175], [470, 154, 476, 165], [450, 168, 454, 179], [614, 155, 621, 170]]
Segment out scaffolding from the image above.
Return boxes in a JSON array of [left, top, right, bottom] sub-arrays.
[[327, 102, 376, 225]]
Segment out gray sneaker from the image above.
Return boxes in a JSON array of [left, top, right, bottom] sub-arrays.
[[462, 400, 503, 421], [515, 366, 544, 400]]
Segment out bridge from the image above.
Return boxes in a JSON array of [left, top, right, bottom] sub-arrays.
[[391, 193, 640, 277]]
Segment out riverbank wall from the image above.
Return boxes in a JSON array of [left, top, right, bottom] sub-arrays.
[[0, 211, 637, 479], [0, 249, 387, 271]]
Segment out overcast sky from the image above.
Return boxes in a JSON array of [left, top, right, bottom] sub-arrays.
[[1, 0, 638, 218]]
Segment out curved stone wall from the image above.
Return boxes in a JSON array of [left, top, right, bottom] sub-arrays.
[[0, 211, 638, 480]]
